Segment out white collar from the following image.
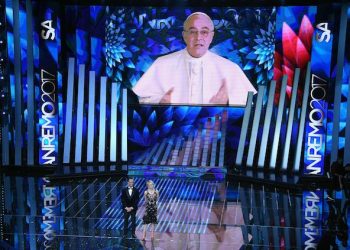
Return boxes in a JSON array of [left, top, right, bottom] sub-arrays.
[[184, 48, 208, 63]]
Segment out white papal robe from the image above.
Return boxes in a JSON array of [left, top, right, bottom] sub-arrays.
[[132, 49, 257, 105]]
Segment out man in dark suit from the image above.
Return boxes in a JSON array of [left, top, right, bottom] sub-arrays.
[[121, 177, 140, 238]]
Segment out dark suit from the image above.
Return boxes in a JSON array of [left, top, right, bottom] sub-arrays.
[[121, 186, 140, 236]]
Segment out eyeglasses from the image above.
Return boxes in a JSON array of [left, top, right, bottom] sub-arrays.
[[183, 29, 213, 37]]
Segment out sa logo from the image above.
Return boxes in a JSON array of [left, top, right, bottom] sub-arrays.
[[316, 23, 331, 43], [41, 20, 55, 40]]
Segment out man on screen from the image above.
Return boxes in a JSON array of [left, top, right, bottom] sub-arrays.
[[132, 12, 257, 105]]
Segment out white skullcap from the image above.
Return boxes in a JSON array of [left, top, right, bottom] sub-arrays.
[[184, 12, 214, 30]]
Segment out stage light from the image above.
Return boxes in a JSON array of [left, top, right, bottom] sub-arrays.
[[0, 60, 4, 70], [0, 91, 5, 108], [0, 58, 4, 69]]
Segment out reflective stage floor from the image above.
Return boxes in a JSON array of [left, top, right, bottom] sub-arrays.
[[0, 172, 349, 249]]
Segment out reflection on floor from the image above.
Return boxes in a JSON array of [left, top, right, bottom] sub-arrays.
[[0, 173, 349, 249]]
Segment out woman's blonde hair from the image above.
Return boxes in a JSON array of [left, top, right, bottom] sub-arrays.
[[146, 180, 155, 187]]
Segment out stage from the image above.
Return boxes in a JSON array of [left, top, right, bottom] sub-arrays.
[[1, 169, 348, 249], [1, 0, 350, 249]]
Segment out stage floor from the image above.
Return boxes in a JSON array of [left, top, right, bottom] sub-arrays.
[[0, 173, 349, 249]]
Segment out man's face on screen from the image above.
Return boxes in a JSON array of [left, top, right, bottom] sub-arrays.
[[183, 14, 214, 58]]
